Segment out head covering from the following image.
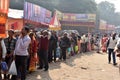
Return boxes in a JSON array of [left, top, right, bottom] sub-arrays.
[[64, 32, 67, 35], [8, 29, 14, 34]]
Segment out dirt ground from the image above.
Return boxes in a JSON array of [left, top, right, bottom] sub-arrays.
[[27, 51, 120, 80]]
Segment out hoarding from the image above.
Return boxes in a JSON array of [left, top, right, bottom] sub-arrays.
[[24, 2, 52, 24], [62, 13, 96, 22], [99, 20, 107, 30]]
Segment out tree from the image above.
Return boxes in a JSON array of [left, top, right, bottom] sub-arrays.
[[98, 1, 120, 26]]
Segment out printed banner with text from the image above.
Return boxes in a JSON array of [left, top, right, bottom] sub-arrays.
[[63, 13, 96, 22], [24, 2, 52, 25]]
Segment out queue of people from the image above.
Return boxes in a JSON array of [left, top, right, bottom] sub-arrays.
[[0, 27, 120, 80]]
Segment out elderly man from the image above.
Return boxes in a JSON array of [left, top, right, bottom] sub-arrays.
[[38, 30, 50, 71]]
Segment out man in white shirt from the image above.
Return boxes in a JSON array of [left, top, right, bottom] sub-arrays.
[[108, 33, 117, 65], [13, 27, 31, 80]]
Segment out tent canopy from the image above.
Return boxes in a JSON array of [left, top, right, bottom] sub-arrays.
[[49, 12, 61, 30]]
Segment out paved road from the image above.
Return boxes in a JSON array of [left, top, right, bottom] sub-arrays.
[[26, 52, 120, 80]]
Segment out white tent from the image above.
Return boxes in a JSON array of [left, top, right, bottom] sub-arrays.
[[49, 12, 61, 30]]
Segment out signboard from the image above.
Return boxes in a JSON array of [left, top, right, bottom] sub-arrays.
[[63, 13, 76, 21], [8, 9, 23, 18], [63, 13, 96, 22], [106, 24, 115, 31], [24, 2, 52, 24], [99, 20, 107, 30], [61, 21, 95, 27], [76, 14, 88, 20], [88, 14, 96, 22]]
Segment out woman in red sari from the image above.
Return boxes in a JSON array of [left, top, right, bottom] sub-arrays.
[[101, 34, 108, 52], [29, 32, 38, 73]]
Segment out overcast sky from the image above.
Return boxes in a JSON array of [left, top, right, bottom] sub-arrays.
[[95, 0, 120, 12]]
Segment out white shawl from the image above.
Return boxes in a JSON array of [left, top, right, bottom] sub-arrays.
[[1, 40, 7, 58]]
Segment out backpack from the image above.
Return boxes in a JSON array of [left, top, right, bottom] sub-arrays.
[[0, 61, 8, 71], [59, 39, 66, 48], [59, 37, 70, 48]]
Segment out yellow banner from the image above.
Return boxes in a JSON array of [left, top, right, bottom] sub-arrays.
[[88, 14, 96, 22]]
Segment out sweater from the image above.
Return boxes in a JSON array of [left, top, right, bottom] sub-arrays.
[[39, 36, 49, 51]]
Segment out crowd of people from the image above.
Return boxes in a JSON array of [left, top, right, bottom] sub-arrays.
[[0, 26, 120, 80]]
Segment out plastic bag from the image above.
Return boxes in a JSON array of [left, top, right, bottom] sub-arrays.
[[8, 60, 17, 75], [67, 47, 71, 54], [75, 45, 78, 52], [56, 47, 61, 58]]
